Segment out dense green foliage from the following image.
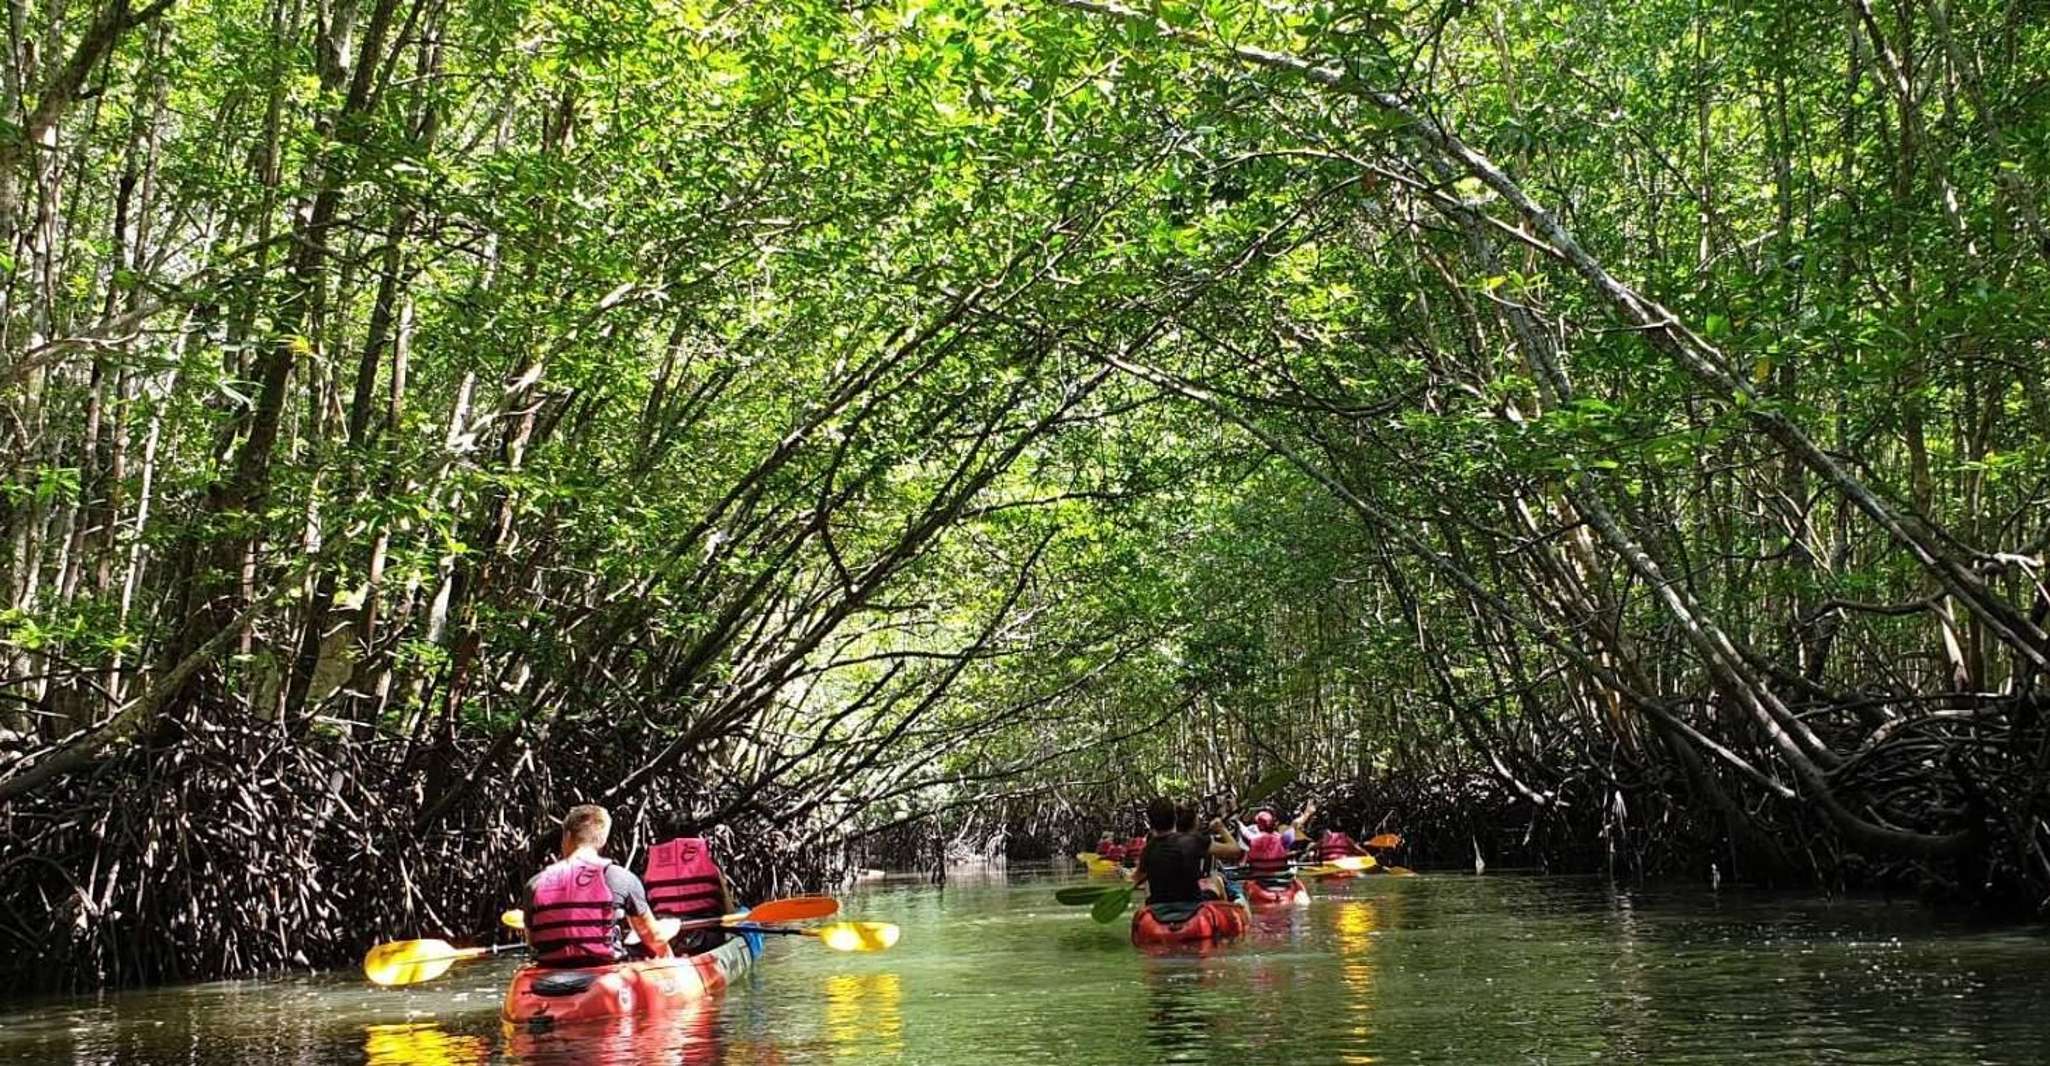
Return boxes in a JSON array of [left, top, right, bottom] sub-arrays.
[[2, 0, 2047, 989]]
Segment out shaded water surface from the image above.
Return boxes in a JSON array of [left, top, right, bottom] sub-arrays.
[[4, 869, 2047, 1064]]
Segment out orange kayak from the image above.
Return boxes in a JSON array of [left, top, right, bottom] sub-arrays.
[[501, 934, 757, 1030], [1242, 878, 1312, 907], [1131, 899, 1250, 946]]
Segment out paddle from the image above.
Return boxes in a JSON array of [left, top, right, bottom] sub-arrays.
[[1242, 766, 1298, 807], [1076, 852, 1102, 864], [501, 895, 838, 933], [1055, 884, 1118, 905], [499, 911, 689, 945], [740, 921, 901, 952], [1366, 833, 1404, 849], [1297, 855, 1377, 879], [363, 938, 525, 988], [1089, 884, 1135, 923]]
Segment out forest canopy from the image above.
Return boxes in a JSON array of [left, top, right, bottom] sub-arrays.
[[3, 0, 2048, 990]]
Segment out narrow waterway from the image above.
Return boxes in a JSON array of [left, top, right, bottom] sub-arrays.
[[4, 867, 2046, 1064]]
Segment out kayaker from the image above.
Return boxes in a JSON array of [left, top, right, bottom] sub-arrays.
[[1238, 802, 1313, 884], [1093, 834, 1126, 863], [1316, 827, 1368, 862], [1131, 798, 1243, 904], [521, 804, 671, 966], [641, 829, 739, 954]]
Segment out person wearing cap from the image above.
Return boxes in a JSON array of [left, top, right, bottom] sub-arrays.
[[1237, 803, 1314, 884]]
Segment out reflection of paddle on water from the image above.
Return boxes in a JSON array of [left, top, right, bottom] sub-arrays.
[[362, 1023, 488, 1066], [824, 972, 903, 1055]]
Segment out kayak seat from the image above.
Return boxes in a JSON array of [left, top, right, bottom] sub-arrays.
[[1146, 901, 1204, 926], [530, 972, 600, 997]]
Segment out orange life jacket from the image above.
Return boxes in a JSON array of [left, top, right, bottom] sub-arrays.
[[642, 837, 725, 920], [528, 856, 622, 966]]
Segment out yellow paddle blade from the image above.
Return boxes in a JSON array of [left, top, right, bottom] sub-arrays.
[[1333, 854, 1378, 872], [815, 922, 901, 952], [500, 909, 524, 929], [363, 939, 467, 987], [1075, 852, 1101, 865], [1386, 865, 1418, 877], [1366, 833, 1404, 849]]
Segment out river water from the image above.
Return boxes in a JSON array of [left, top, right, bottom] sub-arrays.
[[4, 867, 2047, 1064]]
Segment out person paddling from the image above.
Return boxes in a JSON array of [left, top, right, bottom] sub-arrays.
[[1131, 798, 1243, 907], [522, 804, 671, 967], [1316, 826, 1367, 863], [641, 826, 739, 954]]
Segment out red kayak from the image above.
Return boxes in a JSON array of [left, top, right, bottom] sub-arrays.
[[1242, 878, 1311, 907], [1131, 899, 1251, 946], [501, 934, 757, 1029]]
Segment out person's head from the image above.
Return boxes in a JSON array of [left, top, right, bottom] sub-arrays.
[[1146, 797, 1176, 833], [1174, 803, 1197, 833], [560, 803, 612, 854], [1253, 810, 1276, 832]]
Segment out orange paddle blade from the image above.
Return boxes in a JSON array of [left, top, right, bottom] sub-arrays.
[[1367, 833, 1403, 849], [735, 896, 839, 925]]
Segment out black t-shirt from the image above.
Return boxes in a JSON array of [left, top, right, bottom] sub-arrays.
[[1139, 832, 1212, 905]]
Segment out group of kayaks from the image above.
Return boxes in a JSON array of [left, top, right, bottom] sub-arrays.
[[1069, 844, 1407, 948]]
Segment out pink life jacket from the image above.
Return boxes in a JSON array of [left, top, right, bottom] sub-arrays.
[[643, 837, 725, 920], [1319, 830, 1359, 862], [1124, 836, 1148, 867], [1096, 839, 1125, 861], [528, 856, 622, 965], [1245, 831, 1291, 880]]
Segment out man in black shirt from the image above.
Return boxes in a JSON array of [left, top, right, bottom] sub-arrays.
[[1132, 797, 1244, 905]]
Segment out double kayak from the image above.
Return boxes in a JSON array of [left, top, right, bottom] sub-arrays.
[[1242, 878, 1312, 907], [502, 933, 758, 1029], [1131, 899, 1251, 946]]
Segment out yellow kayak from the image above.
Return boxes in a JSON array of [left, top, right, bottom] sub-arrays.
[[1075, 852, 1123, 877]]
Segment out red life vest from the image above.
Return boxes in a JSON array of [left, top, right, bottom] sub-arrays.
[[1319, 830, 1359, 862], [528, 856, 622, 965], [1245, 831, 1291, 879], [1124, 835, 1148, 866], [642, 837, 725, 920], [1096, 839, 1125, 861]]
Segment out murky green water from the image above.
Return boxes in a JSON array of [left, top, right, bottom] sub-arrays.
[[4, 867, 2047, 1064]]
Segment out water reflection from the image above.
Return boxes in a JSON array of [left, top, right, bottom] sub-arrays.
[[499, 997, 725, 1066], [821, 973, 902, 1058], [1140, 962, 1222, 1064], [363, 1022, 488, 1066], [7, 876, 2050, 1065], [1329, 898, 1380, 1062]]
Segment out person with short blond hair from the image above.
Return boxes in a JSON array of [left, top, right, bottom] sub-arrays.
[[521, 803, 671, 966]]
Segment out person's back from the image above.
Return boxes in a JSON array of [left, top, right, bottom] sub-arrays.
[[1243, 811, 1293, 882], [523, 804, 670, 967], [1135, 800, 1206, 905], [1318, 829, 1360, 862], [641, 834, 736, 954]]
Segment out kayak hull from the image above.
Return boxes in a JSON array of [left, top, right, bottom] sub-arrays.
[[501, 934, 757, 1029], [1131, 899, 1251, 946], [1243, 878, 1311, 907]]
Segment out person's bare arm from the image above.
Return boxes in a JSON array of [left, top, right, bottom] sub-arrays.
[[1206, 819, 1245, 861]]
